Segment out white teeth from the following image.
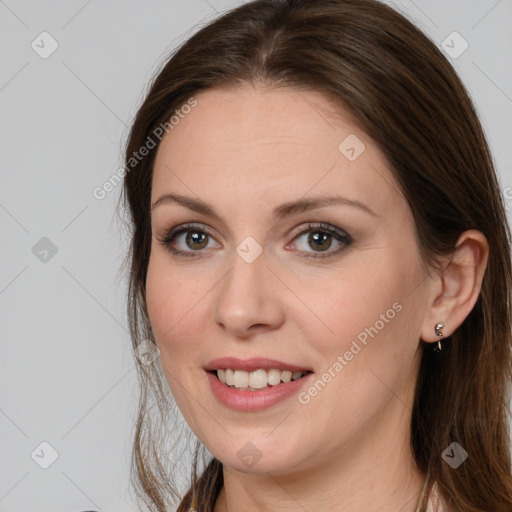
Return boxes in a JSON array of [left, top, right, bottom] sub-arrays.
[[215, 368, 308, 389], [233, 370, 249, 388], [281, 370, 292, 383], [249, 369, 268, 389], [267, 368, 282, 386]]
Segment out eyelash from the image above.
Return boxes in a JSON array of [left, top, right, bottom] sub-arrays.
[[156, 222, 352, 260]]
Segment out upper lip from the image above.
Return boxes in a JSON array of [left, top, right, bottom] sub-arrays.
[[205, 357, 313, 373]]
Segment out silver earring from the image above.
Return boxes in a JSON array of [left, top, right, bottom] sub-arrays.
[[434, 322, 444, 351]]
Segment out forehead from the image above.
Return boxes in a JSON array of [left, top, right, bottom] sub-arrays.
[[151, 86, 402, 216]]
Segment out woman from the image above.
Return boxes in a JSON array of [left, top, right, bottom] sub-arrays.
[[120, 0, 512, 510]]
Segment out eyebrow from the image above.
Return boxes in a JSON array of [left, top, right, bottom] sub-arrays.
[[150, 192, 377, 219]]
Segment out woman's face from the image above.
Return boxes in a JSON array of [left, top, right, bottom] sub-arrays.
[[146, 85, 433, 475]]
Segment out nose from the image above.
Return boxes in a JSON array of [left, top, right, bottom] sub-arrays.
[[213, 247, 285, 339]]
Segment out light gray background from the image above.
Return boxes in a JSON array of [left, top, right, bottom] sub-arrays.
[[1, 1, 511, 511]]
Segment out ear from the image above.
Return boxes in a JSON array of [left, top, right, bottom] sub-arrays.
[[420, 229, 489, 344]]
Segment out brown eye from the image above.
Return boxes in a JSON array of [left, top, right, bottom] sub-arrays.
[[185, 231, 209, 250], [307, 231, 333, 251], [157, 223, 220, 258], [292, 223, 352, 259]]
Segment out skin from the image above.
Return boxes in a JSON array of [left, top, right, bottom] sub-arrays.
[[145, 84, 489, 512]]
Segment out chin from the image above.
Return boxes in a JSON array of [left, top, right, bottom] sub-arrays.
[[207, 433, 309, 476]]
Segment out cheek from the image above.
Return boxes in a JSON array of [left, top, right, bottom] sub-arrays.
[[291, 289, 423, 458], [296, 251, 421, 358], [145, 252, 210, 361], [294, 249, 426, 423], [145, 253, 215, 425]]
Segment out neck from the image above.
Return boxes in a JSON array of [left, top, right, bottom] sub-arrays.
[[215, 461, 426, 512], [213, 402, 426, 512]]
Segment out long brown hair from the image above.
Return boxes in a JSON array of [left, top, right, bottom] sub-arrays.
[[119, 1, 512, 510]]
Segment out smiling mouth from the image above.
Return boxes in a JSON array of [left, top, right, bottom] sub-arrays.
[[210, 368, 313, 391]]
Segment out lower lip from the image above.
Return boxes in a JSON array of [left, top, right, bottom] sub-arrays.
[[206, 371, 313, 412]]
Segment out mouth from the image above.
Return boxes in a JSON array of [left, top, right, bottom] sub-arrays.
[[208, 368, 314, 391], [204, 359, 315, 411]]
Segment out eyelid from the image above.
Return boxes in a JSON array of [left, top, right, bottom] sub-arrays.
[[159, 221, 349, 241], [157, 222, 220, 247], [291, 222, 350, 239], [287, 222, 352, 260], [157, 221, 352, 259]]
